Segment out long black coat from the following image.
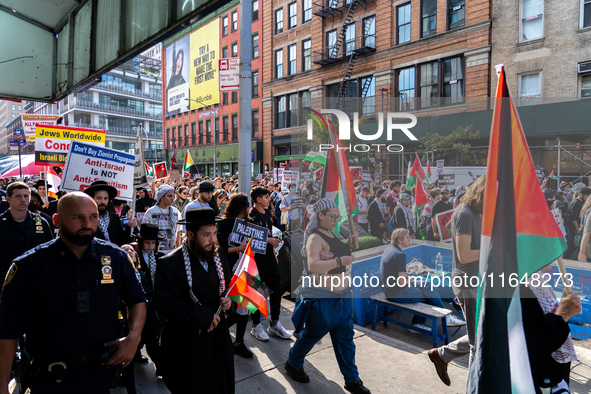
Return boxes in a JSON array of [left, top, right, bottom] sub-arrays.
[[154, 247, 234, 394], [96, 212, 132, 246]]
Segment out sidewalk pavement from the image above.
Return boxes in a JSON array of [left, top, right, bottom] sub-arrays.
[[116, 298, 591, 394]]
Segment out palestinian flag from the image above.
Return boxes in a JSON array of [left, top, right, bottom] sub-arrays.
[[548, 170, 560, 181], [170, 144, 178, 170], [144, 162, 154, 177], [183, 150, 194, 178], [309, 110, 359, 238], [414, 176, 431, 240], [304, 149, 327, 165], [407, 155, 428, 188], [46, 167, 61, 199], [467, 66, 567, 393], [426, 161, 432, 181], [227, 243, 268, 317]]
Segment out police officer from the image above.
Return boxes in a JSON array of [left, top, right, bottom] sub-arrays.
[[0, 182, 53, 277], [0, 188, 9, 215], [0, 193, 147, 394], [83, 181, 138, 246]]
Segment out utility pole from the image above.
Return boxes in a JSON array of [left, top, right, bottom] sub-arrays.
[[238, 0, 252, 196]]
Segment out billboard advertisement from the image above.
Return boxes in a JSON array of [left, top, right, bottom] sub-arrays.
[[165, 35, 191, 116], [189, 19, 220, 110]]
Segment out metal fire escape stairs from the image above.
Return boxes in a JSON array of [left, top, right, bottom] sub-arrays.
[[333, 1, 360, 111]]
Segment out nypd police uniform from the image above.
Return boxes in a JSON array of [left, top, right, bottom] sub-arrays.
[[0, 237, 146, 394]]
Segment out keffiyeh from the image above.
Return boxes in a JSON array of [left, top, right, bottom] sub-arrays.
[[182, 241, 225, 304], [98, 214, 111, 242], [156, 184, 175, 204]]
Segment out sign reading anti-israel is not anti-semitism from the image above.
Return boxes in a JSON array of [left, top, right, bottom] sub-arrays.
[[61, 140, 136, 200], [229, 218, 269, 254]]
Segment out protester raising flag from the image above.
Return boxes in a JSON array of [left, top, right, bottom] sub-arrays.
[[226, 242, 268, 317], [183, 150, 195, 178], [548, 170, 560, 180], [467, 66, 568, 394], [426, 161, 432, 181], [407, 155, 428, 188], [414, 177, 431, 240]]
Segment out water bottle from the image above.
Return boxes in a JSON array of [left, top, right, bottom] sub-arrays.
[[435, 253, 443, 276]]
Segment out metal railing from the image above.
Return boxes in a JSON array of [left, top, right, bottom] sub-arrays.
[[61, 98, 162, 120], [91, 82, 163, 101], [324, 96, 376, 120], [313, 0, 370, 18], [313, 34, 376, 65]]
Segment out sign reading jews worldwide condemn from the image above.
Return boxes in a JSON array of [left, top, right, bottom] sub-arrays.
[[229, 218, 269, 255], [35, 124, 106, 166], [61, 140, 135, 200], [134, 128, 149, 188], [435, 209, 454, 243], [22, 114, 59, 140]]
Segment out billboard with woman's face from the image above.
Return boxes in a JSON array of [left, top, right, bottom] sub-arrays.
[[165, 35, 190, 116]]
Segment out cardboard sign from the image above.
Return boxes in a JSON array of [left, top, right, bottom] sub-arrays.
[[229, 218, 269, 254], [153, 162, 168, 180], [170, 170, 180, 182], [435, 209, 454, 243], [35, 124, 106, 165], [61, 140, 135, 200]]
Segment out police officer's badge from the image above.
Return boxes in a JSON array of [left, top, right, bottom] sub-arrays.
[[3, 263, 17, 287], [101, 257, 114, 284]]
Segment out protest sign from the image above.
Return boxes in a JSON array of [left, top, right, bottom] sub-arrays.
[[134, 128, 149, 188], [350, 167, 362, 182], [61, 140, 135, 200], [314, 167, 323, 181], [438, 173, 455, 187], [229, 218, 269, 254], [35, 124, 106, 166], [434, 209, 454, 243], [301, 172, 313, 184], [170, 170, 180, 182], [278, 168, 284, 182], [362, 170, 372, 185], [153, 162, 168, 180], [437, 159, 445, 173], [281, 170, 299, 192], [22, 114, 59, 140]]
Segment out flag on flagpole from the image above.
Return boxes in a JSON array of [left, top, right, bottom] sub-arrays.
[[144, 162, 154, 178], [414, 177, 431, 240], [171, 144, 178, 170], [47, 167, 61, 199], [303, 149, 327, 165], [227, 242, 268, 317], [407, 155, 428, 188], [183, 150, 195, 178], [426, 160, 432, 181], [467, 66, 567, 394], [548, 170, 560, 180]]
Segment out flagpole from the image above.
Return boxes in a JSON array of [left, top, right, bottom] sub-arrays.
[[556, 257, 573, 295]]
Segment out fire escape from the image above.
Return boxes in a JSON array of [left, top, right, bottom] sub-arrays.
[[313, 0, 376, 112]]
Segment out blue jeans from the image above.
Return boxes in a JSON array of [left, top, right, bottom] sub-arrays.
[[388, 284, 450, 325], [288, 296, 359, 384]]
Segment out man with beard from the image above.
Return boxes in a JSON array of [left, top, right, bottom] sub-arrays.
[[84, 181, 138, 247], [154, 208, 233, 394], [0, 182, 53, 277], [0, 193, 146, 394], [182, 181, 218, 217], [431, 188, 453, 241]]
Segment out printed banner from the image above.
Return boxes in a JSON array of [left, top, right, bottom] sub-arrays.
[[61, 140, 135, 200], [350, 167, 362, 182], [362, 170, 372, 185], [165, 35, 191, 115], [435, 209, 454, 243], [189, 19, 220, 110], [153, 162, 169, 180], [134, 128, 149, 188], [34, 124, 105, 166], [22, 114, 59, 140], [281, 170, 299, 193], [229, 218, 269, 255]]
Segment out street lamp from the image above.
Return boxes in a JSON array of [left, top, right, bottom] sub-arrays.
[[140, 124, 157, 164], [185, 98, 218, 177]]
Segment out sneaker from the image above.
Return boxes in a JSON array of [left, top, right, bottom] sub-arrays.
[[267, 321, 292, 339], [250, 323, 269, 341], [446, 314, 466, 327], [407, 324, 432, 334], [233, 342, 254, 359], [344, 380, 371, 394], [284, 361, 310, 383]]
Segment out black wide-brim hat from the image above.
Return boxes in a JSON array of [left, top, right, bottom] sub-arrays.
[[136, 223, 165, 241], [83, 180, 118, 200], [33, 180, 52, 189], [177, 207, 221, 226]]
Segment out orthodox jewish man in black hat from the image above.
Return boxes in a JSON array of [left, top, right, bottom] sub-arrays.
[[153, 208, 234, 394], [84, 181, 138, 246], [34, 179, 56, 215]]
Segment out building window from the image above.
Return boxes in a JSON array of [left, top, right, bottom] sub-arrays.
[[581, 73, 591, 97], [206, 120, 212, 144], [288, 93, 299, 127], [345, 23, 355, 56], [232, 91, 238, 103], [276, 8, 284, 34], [171, 127, 176, 147], [11, 105, 15, 110], [420, 62, 438, 108], [288, 44, 297, 75], [421, 0, 437, 38], [222, 16, 228, 36], [199, 122, 203, 145], [277, 96, 286, 128], [252, 110, 259, 139], [364, 16, 376, 49], [252, 34, 259, 58], [289, 2, 297, 29], [397, 3, 411, 44], [582, 0, 591, 28], [222, 46, 228, 58], [184, 124, 189, 146], [214, 118, 220, 143], [191, 123, 196, 146], [303, 0, 312, 23], [519, 72, 541, 99], [302, 39, 312, 71], [448, 0, 465, 30], [232, 43, 238, 57], [442, 57, 464, 104], [232, 11, 238, 31], [276, 49, 283, 78], [223, 116, 229, 142], [223, 92, 229, 105], [12, 113, 15, 118], [327, 30, 338, 59], [17, 105, 22, 111], [232, 114, 238, 140], [398, 67, 415, 111], [252, 71, 259, 97], [521, 0, 543, 42], [253, 0, 259, 21]]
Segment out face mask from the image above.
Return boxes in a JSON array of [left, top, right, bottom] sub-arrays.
[[291, 188, 296, 193], [547, 200, 554, 208], [28, 203, 40, 212]]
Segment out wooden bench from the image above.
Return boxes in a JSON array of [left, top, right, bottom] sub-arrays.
[[371, 294, 451, 348]]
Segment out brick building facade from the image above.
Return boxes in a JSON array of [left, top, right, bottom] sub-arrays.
[[262, 0, 492, 175]]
